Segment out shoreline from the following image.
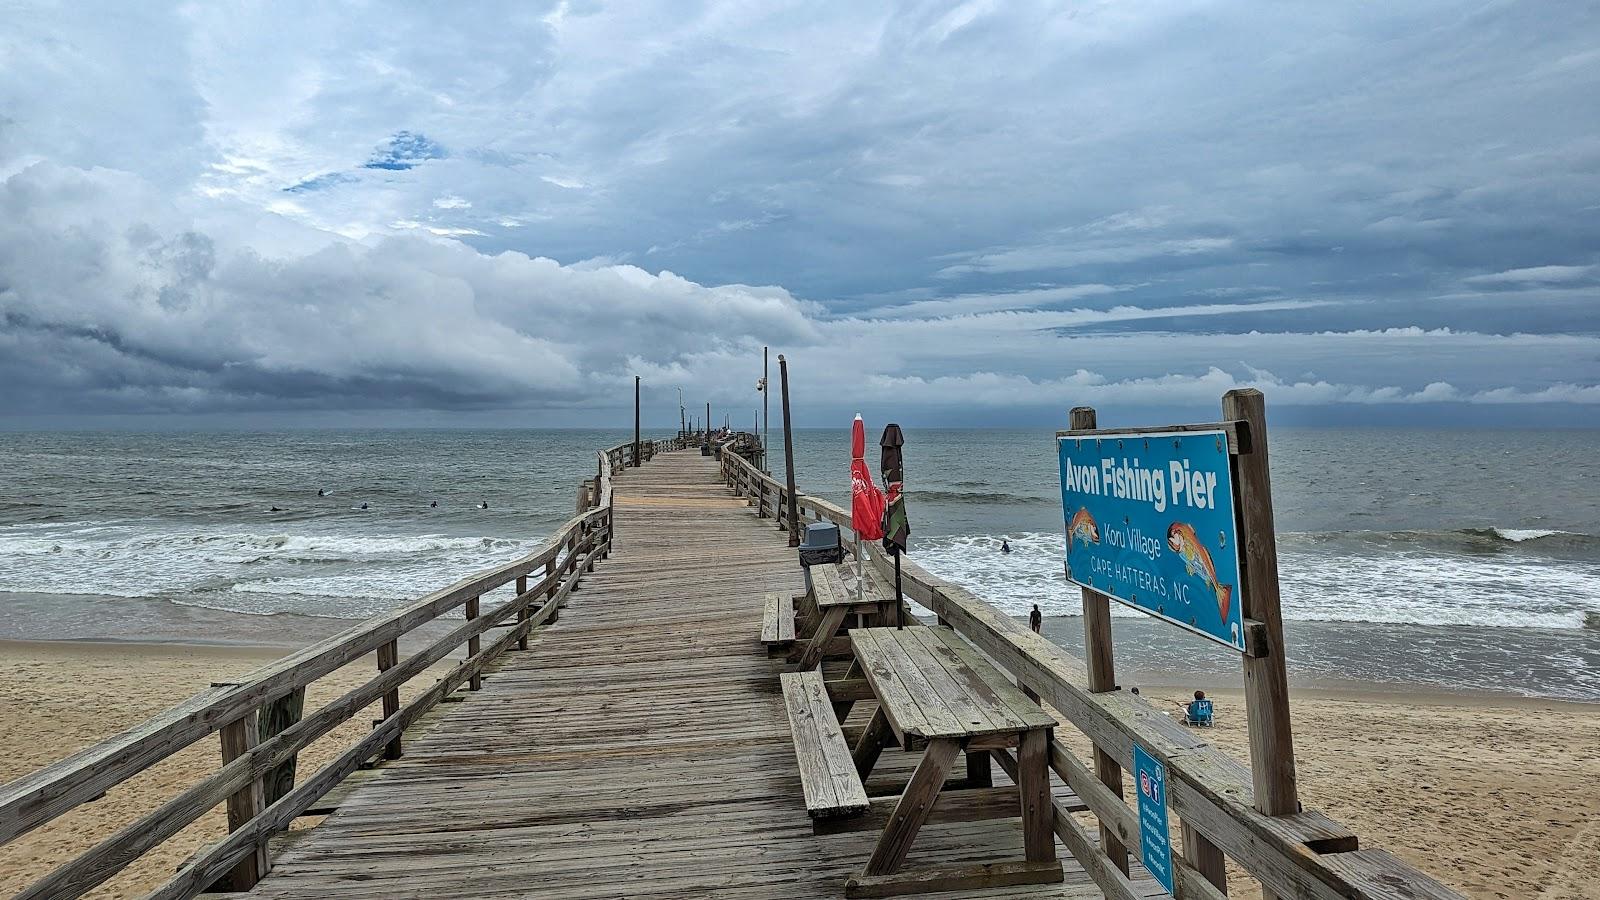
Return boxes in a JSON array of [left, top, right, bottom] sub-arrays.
[[7, 632, 1597, 709], [6, 589, 1598, 703]]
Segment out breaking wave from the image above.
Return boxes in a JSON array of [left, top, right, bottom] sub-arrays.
[[0, 520, 531, 614], [914, 528, 1600, 631], [910, 489, 1052, 505]]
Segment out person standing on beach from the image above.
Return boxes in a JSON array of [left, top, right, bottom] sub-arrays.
[[1029, 604, 1042, 633]]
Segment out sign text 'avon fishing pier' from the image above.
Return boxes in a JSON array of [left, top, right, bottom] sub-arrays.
[[1059, 429, 1245, 651]]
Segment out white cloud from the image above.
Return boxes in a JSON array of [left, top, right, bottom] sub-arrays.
[[1463, 265, 1595, 285], [2, 2, 1598, 423], [0, 162, 817, 413]]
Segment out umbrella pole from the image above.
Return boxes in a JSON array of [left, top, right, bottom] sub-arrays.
[[893, 549, 903, 629], [855, 534, 864, 604]]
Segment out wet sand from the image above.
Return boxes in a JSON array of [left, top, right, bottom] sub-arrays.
[[1, 640, 1597, 899]]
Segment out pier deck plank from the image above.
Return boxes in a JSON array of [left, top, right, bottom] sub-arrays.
[[241, 451, 1131, 899]]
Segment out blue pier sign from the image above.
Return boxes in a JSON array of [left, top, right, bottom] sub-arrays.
[[1134, 744, 1175, 895], [1058, 429, 1246, 651]]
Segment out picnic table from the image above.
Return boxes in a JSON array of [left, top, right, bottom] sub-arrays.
[[843, 626, 1063, 896], [793, 562, 901, 669]]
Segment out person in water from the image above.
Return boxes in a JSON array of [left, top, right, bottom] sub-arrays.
[[1000, 539, 1012, 554], [1029, 603, 1042, 633], [317, 488, 325, 497], [360, 502, 368, 510], [478, 501, 489, 510], [430, 500, 437, 508]]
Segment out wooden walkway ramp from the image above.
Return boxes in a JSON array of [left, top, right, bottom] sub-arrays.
[[238, 450, 1114, 899]]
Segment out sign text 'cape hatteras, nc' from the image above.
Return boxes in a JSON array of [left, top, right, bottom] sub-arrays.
[[1058, 429, 1246, 651]]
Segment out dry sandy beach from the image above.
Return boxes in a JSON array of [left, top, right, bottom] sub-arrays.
[[0, 640, 445, 900], [1, 641, 1597, 899]]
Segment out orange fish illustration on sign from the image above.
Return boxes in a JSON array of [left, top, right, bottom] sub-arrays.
[[1166, 522, 1233, 620], [1069, 507, 1100, 546]]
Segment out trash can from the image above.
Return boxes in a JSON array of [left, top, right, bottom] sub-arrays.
[[798, 522, 844, 568]]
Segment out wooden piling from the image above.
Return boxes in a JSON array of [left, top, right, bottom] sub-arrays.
[[466, 596, 482, 690], [1223, 388, 1299, 900], [515, 574, 529, 651], [217, 710, 268, 891], [1069, 406, 1130, 876], [779, 354, 800, 546], [258, 688, 303, 805], [377, 640, 402, 760]]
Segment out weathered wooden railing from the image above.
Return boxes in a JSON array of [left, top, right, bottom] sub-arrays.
[[719, 448, 1461, 900], [0, 438, 676, 900]]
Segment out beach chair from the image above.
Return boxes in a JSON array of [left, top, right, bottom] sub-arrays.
[[1183, 698, 1214, 727]]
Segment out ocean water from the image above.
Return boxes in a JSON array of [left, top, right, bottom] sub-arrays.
[[1, 427, 1596, 699]]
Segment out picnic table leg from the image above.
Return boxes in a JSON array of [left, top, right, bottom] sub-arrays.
[[799, 605, 849, 670], [852, 705, 893, 778], [864, 738, 961, 876], [1018, 730, 1056, 863], [965, 751, 992, 788]]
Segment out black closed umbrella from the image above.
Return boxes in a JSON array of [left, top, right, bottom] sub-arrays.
[[879, 424, 909, 627]]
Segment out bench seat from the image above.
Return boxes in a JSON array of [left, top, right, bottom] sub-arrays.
[[760, 593, 796, 654], [779, 670, 869, 820]]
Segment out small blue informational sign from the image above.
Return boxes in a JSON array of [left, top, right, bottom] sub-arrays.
[[1134, 743, 1175, 895], [1058, 429, 1245, 651]]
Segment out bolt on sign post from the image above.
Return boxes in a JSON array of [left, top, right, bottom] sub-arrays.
[[1056, 388, 1293, 898]]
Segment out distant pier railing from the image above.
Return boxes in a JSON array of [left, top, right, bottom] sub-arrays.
[[719, 446, 1461, 900], [0, 437, 684, 900]]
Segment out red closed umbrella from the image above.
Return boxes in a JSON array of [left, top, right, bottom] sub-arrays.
[[851, 414, 885, 542], [850, 415, 885, 605]]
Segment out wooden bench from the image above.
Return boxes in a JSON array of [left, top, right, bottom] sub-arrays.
[[760, 592, 796, 656], [779, 670, 869, 820]]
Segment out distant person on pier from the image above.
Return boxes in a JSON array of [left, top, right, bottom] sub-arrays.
[[1029, 603, 1042, 634]]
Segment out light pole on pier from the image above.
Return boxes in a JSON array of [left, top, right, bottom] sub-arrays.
[[778, 354, 800, 546]]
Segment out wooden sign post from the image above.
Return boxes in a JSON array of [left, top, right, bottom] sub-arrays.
[[1060, 388, 1298, 898], [1070, 406, 1130, 876], [1222, 390, 1299, 849]]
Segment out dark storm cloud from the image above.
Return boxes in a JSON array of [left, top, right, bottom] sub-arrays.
[[0, 1, 1596, 423]]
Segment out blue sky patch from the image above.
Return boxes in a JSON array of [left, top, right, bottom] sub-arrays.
[[363, 131, 446, 171]]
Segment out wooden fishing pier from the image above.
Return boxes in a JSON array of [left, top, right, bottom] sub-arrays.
[[1, 426, 1462, 900]]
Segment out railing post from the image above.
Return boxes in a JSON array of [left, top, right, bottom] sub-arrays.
[[1183, 825, 1229, 895], [515, 574, 529, 651], [217, 709, 268, 891], [545, 557, 558, 623], [1070, 405, 1130, 876], [377, 640, 402, 759], [1223, 388, 1298, 900], [466, 596, 482, 690], [259, 687, 304, 805]]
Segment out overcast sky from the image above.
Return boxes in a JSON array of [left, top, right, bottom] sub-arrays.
[[2, 1, 1597, 428]]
